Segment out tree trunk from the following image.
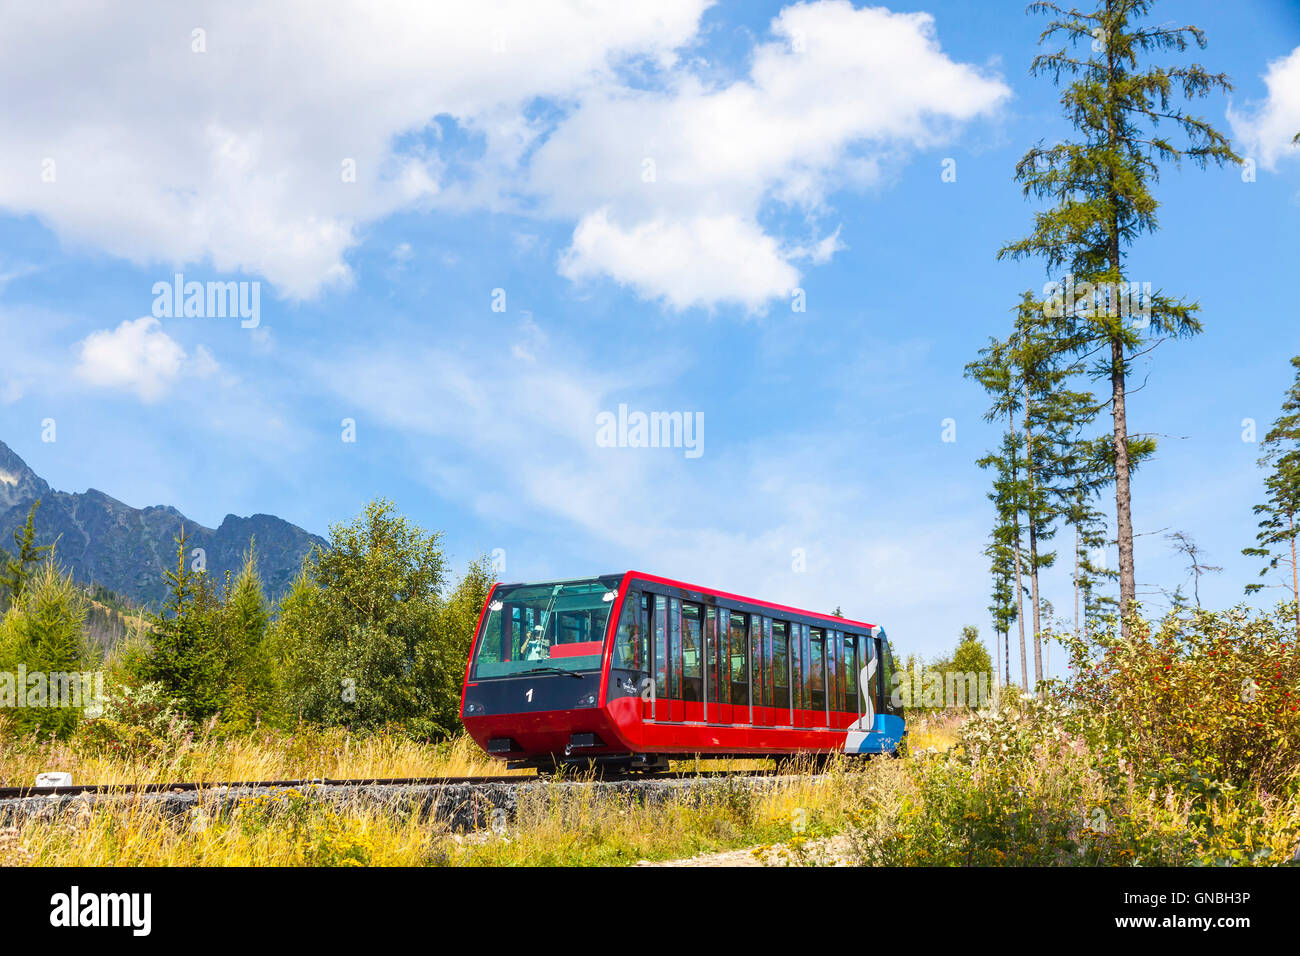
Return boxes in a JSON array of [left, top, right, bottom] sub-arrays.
[[1106, 33, 1137, 639], [1074, 525, 1081, 642], [1025, 383, 1043, 693], [1009, 417, 1029, 690], [1005, 619, 1011, 688], [1111, 335, 1136, 636], [1291, 511, 1298, 638], [993, 629, 1001, 701]]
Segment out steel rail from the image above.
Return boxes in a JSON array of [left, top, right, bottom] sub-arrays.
[[0, 768, 778, 800]]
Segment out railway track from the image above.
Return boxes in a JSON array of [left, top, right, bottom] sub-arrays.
[[0, 768, 777, 800]]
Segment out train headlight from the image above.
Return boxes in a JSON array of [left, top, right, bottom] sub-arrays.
[[576, 693, 596, 707], [464, 702, 485, 715]]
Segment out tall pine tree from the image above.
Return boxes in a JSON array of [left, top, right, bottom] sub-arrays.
[[1000, 0, 1238, 636]]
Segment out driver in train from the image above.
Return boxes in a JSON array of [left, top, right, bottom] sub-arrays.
[[521, 623, 550, 661]]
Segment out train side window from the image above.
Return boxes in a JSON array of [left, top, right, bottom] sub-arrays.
[[809, 628, 825, 712], [682, 602, 703, 702], [653, 595, 669, 702], [843, 635, 858, 714], [772, 621, 789, 710], [612, 590, 644, 671], [751, 615, 766, 708], [729, 612, 749, 707]]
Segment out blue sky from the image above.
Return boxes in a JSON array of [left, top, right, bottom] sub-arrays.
[[1, 0, 1298, 673]]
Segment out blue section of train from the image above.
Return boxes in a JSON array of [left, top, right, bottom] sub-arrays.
[[844, 714, 907, 755]]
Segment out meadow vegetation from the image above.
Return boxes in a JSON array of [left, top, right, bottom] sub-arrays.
[[2, 494, 1298, 866]]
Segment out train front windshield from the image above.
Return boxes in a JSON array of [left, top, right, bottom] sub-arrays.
[[470, 577, 622, 679]]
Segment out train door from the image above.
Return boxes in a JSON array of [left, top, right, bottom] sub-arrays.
[[750, 615, 767, 727], [842, 635, 859, 731], [718, 608, 733, 726], [790, 624, 800, 728], [703, 607, 715, 724], [667, 597, 682, 723], [809, 627, 828, 729], [842, 633, 856, 728], [650, 594, 670, 723], [828, 630, 842, 730], [636, 593, 653, 722], [772, 620, 791, 727], [680, 601, 704, 723], [729, 611, 749, 725]]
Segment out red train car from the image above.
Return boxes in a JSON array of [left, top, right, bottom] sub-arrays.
[[460, 571, 905, 771]]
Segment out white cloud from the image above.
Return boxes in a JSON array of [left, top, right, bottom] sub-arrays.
[[1230, 46, 1300, 171], [0, 1, 709, 299], [0, 1, 1006, 310], [560, 209, 799, 311], [74, 317, 202, 401], [538, 2, 1009, 307]]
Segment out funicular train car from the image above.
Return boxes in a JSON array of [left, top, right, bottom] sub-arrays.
[[461, 571, 905, 771]]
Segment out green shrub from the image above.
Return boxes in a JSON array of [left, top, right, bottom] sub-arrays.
[[73, 681, 191, 758], [1059, 604, 1300, 791]]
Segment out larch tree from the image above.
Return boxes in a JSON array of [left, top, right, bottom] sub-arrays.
[[985, 494, 1020, 690], [968, 331, 1031, 690], [1000, 0, 1239, 637]]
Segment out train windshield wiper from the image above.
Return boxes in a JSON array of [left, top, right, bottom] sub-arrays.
[[521, 666, 584, 679]]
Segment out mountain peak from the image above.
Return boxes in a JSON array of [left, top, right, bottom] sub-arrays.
[[0, 436, 325, 606], [0, 439, 51, 512]]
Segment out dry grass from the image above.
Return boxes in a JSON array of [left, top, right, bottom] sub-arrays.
[[0, 726, 526, 788], [10, 699, 1290, 867], [903, 710, 966, 753], [1, 753, 875, 867], [0, 719, 803, 789]]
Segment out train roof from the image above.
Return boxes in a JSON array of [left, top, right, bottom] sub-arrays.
[[621, 570, 879, 633]]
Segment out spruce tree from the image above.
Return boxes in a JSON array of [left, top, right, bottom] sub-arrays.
[[0, 561, 93, 737], [1, 500, 52, 609], [1000, 0, 1239, 636], [141, 527, 224, 720], [1244, 356, 1300, 635], [215, 541, 276, 728]]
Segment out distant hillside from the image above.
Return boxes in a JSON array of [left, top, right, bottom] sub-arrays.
[[0, 439, 326, 607]]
